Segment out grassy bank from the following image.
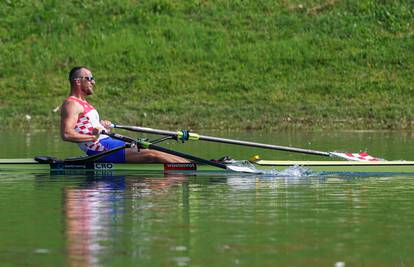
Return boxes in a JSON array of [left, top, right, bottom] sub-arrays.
[[1, 0, 414, 130]]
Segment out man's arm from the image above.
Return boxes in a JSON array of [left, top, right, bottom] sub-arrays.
[[60, 101, 97, 142]]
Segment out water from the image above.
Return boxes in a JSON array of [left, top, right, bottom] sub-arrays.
[[1, 130, 414, 266]]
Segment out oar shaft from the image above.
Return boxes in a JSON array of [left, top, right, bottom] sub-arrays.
[[111, 124, 330, 157], [198, 135, 330, 156], [114, 125, 178, 137]]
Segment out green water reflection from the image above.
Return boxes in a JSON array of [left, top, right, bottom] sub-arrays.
[[0, 131, 414, 266], [0, 172, 413, 266]]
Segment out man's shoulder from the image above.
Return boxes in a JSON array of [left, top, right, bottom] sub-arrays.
[[62, 98, 84, 112], [63, 98, 81, 106]]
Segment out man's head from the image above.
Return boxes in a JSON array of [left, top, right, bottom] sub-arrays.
[[68, 66, 95, 96]]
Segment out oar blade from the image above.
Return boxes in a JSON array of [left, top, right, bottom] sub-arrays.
[[330, 152, 385, 161], [226, 165, 263, 174]]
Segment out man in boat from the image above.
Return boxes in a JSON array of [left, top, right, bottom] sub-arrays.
[[60, 66, 188, 163]]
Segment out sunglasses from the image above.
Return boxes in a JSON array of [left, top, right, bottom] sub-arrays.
[[74, 76, 94, 81]]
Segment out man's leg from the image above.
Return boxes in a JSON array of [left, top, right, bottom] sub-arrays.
[[125, 148, 189, 163]]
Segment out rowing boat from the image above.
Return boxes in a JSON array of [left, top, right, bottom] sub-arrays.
[[1, 157, 414, 174], [2, 124, 412, 175]]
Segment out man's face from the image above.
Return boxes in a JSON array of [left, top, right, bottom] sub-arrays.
[[78, 69, 95, 96]]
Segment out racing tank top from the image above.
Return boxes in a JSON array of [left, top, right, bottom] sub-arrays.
[[66, 96, 107, 152]]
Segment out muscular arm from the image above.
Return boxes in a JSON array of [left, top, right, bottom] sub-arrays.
[[60, 101, 97, 142]]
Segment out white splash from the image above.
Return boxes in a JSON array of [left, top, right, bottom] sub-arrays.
[[262, 165, 314, 177]]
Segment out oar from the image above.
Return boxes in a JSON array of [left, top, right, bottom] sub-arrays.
[[101, 131, 262, 173], [110, 124, 383, 161]]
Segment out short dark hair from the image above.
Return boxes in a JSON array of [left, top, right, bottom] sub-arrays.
[[68, 66, 88, 81]]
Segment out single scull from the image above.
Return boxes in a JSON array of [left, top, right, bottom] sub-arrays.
[[1, 157, 414, 173], [1, 125, 412, 174]]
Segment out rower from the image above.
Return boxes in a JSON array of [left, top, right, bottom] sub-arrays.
[[60, 66, 188, 163]]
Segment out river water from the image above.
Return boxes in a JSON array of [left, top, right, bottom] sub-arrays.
[[0, 130, 413, 266]]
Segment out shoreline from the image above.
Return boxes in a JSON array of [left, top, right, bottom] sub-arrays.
[[2, 116, 413, 132]]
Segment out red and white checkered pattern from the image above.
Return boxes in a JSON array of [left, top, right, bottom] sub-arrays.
[[74, 116, 105, 152], [67, 97, 105, 152], [331, 152, 384, 161], [85, 141, 105, 152], [75, 116, 94, 134]]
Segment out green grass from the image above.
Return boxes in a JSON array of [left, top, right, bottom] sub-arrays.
[[1, 0, 414, 130]]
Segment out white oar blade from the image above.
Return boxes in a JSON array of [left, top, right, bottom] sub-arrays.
[[226, 165, 263, 174], [330, 152, 385, 161]]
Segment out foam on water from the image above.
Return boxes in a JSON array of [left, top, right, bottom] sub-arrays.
[[227, 160, 412, 178], [261, 165, 315, 177], [227, 161, 316, 177]]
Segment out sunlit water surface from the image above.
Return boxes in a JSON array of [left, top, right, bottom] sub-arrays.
[[1, 130, 414, 266]]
